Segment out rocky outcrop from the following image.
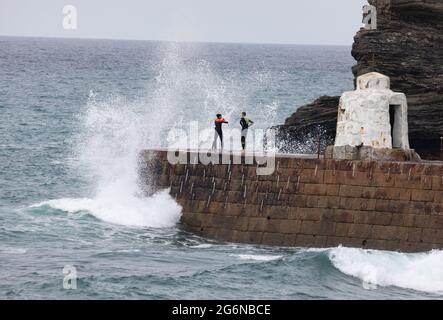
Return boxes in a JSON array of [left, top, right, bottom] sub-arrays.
[[274, 96, 338, 153], [275, 0, 443, 159]]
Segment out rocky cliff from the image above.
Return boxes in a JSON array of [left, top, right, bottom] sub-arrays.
[[275, 0, 443, 159]]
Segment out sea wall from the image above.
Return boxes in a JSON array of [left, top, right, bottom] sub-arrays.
[[142, 149, 443, 252]]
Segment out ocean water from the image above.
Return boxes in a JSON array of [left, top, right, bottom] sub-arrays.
[[0, 36, 442, 299]]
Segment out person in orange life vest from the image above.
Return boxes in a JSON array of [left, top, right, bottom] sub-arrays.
[[212, 114, 228, 149]]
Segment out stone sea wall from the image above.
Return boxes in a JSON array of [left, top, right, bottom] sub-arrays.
[[142, 149, 443, 252]]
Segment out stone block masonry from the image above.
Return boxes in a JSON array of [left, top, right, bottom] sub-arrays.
[[141, 149, 443, 252]]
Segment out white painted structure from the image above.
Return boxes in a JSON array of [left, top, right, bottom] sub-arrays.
[[335, 72, 410, 150]]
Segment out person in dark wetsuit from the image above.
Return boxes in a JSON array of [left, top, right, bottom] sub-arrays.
[[240, 112, 254, 150], [212, 114, 228, 150]]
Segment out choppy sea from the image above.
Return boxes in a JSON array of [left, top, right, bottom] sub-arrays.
[[0, 36, 442, 299]]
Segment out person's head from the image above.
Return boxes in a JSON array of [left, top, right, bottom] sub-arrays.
[[241, 112, 246, 117], [216, 113, 222, 119]]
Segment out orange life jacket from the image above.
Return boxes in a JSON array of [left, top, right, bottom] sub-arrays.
[[214, 118, 226, 132]]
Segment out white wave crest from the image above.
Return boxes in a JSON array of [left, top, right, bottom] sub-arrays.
[[189, 244, 214, 249], [32, 189, 181, 228], [329, 246, 443, 294], [0, 247, 28, 254], [234, 254, 283, 262]]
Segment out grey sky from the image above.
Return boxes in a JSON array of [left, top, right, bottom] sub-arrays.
[[0, 0, 368, 45]]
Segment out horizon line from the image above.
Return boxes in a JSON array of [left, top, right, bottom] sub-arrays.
[[0, 34, 354, 47]]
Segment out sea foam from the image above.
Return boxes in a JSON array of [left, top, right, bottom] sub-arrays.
[[234, 254, 283, 262], [32, 189, 181, 228], [328, 246, 443, 294]]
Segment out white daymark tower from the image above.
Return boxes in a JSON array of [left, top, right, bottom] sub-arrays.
[[336, 72, 409, 149], [327, 72, 419, 161]]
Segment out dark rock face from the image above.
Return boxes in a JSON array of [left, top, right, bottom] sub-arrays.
[[274, 96, 339, 153], [275, 0, 443, 159]]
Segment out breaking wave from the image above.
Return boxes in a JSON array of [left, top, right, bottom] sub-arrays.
[[31, 189, 181, 228], [328, 246, 443, 294]]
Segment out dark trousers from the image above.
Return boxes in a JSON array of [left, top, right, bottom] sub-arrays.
[[212, 129, 223, 149]]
